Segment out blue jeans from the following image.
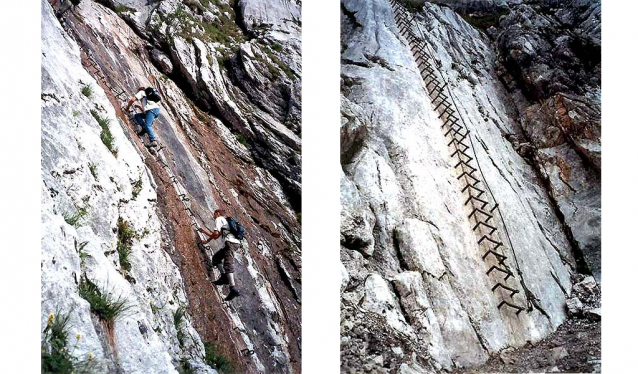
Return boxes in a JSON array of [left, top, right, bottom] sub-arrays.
[[134, 108, 160, 141]]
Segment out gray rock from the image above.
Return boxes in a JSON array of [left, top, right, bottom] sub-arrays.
[[549, 346, 569, 362], [500, 347, 517, 364], [584, 307, 601, 321], [573, 276, 598, 297], [150, 49, 173, 74], [566, 297, 584, 316], [42, 0, 301, 372], [340, 0, 597, 371]]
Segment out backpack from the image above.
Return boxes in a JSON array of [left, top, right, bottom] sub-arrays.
[[226, 217, 245, 240], [145, 87, 161, 103]]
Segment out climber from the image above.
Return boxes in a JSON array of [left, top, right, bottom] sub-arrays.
[[125, 86, 162, 148], [198, 210, 245, 301]]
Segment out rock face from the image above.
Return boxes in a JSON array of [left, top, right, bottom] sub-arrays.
[[42, 0, 300, 373], [340, 0, 599, 372]]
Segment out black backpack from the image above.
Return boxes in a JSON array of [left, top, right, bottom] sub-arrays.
[[145, 87, 161, 103], [226, 217, 246, 240]]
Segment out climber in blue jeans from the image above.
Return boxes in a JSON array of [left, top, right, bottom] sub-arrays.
[[125, 86, 162, 148]]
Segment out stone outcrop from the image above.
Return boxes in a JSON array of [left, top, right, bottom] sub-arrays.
[[340, 0, 600, 372], [42, 0, 300, 373]]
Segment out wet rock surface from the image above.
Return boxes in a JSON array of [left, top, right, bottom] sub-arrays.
[[43, 0, 300, 373], [341, 0, 599, 372]]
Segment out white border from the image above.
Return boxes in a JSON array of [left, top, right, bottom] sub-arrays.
[[0, 0, 41, 372], [602, 1, 638, 373], [301, 0, 341, 372]]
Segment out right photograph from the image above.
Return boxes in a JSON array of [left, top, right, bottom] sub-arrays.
[[340, 0, 601, 373]]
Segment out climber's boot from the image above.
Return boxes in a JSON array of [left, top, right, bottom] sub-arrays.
[[213, 273, 229, 286], [146, 140, 158, 148], [225, 286, 240, 301]]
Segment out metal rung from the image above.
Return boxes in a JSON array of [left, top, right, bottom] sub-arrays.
[[497, 301, 525, 315], [472, 221, 497, 235], [457, 170, 480, 184], [444, 126, 463, 137], [482, 250, 506, 263], [459, 163, 478, 175], [450, 149, 472, 160], [478, 235, 502, 248], [431, 86, 448, 101], [461, 184, 485, 197], [492, 283, 519, 297], [448, 140, 469, 152], [437, 107, 454, 119], [433, 99, 451, 112], [486, 265, 513, 281], [426, 79, 444, 91], [465, 195, 489, 209], [442, 117, 460, 128], [468, 207, 493, 221]]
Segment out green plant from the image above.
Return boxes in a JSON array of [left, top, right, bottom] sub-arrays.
[[150, 300, 161, 314], [78, 241, 90, 267], [131, 177, 143, 199], [116, 218, 135, 272], [204, 342, 234, 373], [41, 310, 74, 374], [63, 207, 88, 228], [296, 213, 301, 224], [233, 132, 248, 146], [173, 306, 186, 346], [460, 10, 509, 31], [42, 311, 97, 373], [271, 43, 283, 52], [177, 358, 196, 374], [81, 84, 92, 98], [78, 276, 133, 324], [90, 110, 118, 157], [114, 5, 134, 14], [88, 163, 98, 179], [73, 110, 80, 117]]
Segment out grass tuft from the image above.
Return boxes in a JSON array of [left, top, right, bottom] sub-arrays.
[[63, 207, 88, 228], [81, 84, 93, 98], [78, 241, 90, 267], [233, 132, 248, 146], [131, 177, 143, 199], [90, 110, 118, 157], [114, 5, 135, 14], [78, 276, 133, 323], [204, 342, 234, 373], [41, 310, 74, 374], [460, 10, 509, 31], [174, 306, 186, 346], [116, 218, 135, 272], [88, 163, 98, 179], [177, 358, 196, 374]]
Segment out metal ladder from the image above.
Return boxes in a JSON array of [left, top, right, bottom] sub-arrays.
[[388, 0, 526, 316]]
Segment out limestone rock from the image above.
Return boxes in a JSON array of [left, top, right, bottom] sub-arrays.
[[584, 308, 601, 322], [150, 49, 173, 74], [500, 347, 517, 364], [566, 297, 584, 317], [549, 346, 569, 362], [341, 0, 598, 371], [42, 0, 301, 372]]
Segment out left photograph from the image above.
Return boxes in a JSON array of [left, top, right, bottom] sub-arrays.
[[41, 0, 301, 373]]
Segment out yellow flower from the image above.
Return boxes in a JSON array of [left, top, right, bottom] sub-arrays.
[[88, 352, 94, 360], [76, 333, 81, 341], [47, 313, 55, 326]]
